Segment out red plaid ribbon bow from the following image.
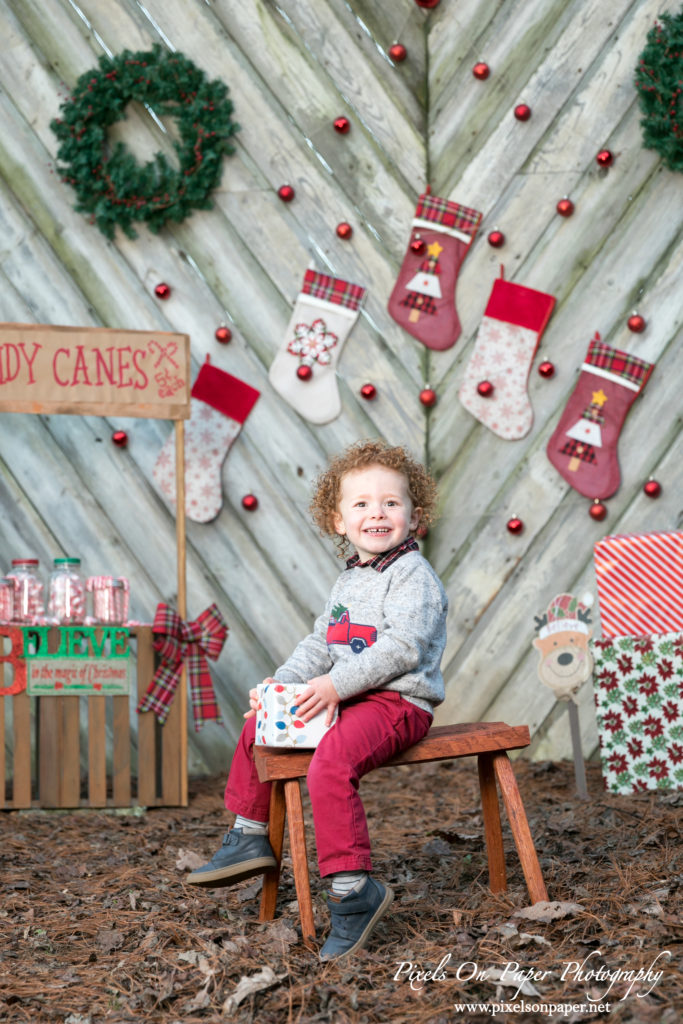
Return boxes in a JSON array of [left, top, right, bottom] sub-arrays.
[[136, 603, 228, 731]]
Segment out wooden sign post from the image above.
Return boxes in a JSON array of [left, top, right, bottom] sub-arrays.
[[0, 322, 191, 807]]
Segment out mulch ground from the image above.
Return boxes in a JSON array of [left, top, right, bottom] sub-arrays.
[[1, 758, 681, 1024]]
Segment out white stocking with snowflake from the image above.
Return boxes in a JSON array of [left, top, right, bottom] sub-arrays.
[[152, 357, 260, 523], [458, 270, 556, 440], [269, 268, 366, 424]]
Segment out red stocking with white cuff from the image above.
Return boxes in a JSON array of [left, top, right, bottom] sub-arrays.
[[153, 357, 260, 523]]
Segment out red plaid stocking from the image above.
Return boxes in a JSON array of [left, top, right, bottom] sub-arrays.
[[388, 191, 482, 350], [547, 334, 654, 499]]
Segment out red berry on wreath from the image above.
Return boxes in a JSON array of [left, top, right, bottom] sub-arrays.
[[538, 361, 555, 379], [514, 103, 531, 121], [627, 312, 646, 333], [241, 494, 258, 511], [360, 383, 377, 400], [487, 229, 505, 248], [643, 478, 661, 498], [596, 149, 614, 168], [388, 43, 407, 63], [506, 516, 524, 535], [472, 62, 490, 80], [297, 365, 313, 381], [154, 282, 171, 299], [589, 499, 607, 521], [112, 430, 128, 448], [278, 184, 295, 202], [419, 387, 437, 407], [336, 222, 353, 240], [556, 197, 574, 217], [333, 116, 350, 134], [215, 325, 232, 343], [477, 380, 494, 397]]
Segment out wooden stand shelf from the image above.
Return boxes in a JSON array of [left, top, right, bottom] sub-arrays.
[[254, 722, 548, 950]]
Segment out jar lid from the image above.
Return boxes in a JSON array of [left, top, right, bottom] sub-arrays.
[[53, 557, 81, 566], [11, 558, 39, 566]]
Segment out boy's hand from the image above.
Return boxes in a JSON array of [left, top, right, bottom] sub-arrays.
[[294, 674, 340, 727], [243, 679, 274, 719]]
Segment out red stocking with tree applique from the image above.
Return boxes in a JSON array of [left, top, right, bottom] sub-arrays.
[[388, 191, 482, 350]]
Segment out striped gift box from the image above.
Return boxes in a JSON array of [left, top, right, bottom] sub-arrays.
[[594, 532, 683, 637]]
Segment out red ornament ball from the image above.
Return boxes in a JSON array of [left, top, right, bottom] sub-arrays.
[[336, 221, 353, 240], [297, 365, 313, 381], [596, 149, 614, 168], [644, 479, 662, 498], [487, 229, 505, 248], [514, 103, 532, 121], [506, 517, 524, 535], [419, 387, 437, 408], [627, 313, 646, 333], [112, 430, 128, 448], [241, 494, 258, 512], [472, 62, 490, 80], [333, 116, 350, 134], [154, 282, 171, 300], [416, 524, 429, 539], [410, 236, 427, 255], [414, 0, 440, 7], [388, 43, 407, 62], [538, 360, 555, 379], [556, 197, 574, 217], [360, 383, 377, 400], [477, 380, 494, 398], [215, 325, 232, 343], [589, 500, 608, 522], [277, 184, 295, 202]]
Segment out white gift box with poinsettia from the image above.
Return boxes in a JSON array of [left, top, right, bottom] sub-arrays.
[[255, 680, 338, 747], [591, 632, 683, 794]]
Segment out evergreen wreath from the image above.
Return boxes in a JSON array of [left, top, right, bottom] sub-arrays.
[[634, 8, 683, 174], [51, 45, 239, 239]]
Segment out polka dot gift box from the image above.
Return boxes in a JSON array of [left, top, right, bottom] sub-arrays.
[[255, 681, 337, 747]]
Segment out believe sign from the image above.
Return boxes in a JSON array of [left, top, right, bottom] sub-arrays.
[[0, 323, 190, 419]]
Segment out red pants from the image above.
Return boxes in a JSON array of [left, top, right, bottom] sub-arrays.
[[224, 690, 432, 877]]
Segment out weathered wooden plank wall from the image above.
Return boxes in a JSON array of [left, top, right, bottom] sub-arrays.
[[0, 0, 680, 779]]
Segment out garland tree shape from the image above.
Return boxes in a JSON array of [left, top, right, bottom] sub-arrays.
[[634, 8, 683, 174], [51, 45, 239, 239]]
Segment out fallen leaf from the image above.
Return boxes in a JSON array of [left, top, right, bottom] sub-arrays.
[[513, 900, 583, 923], [96, 929, 125, 954], [175, 849, 206, 871], [222, 966, 286, 1014], [481, 966, 540, 996], [517, 932, 553, 948]]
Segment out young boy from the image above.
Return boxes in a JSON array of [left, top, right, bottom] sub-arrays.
[[187, 440, 448, 960]]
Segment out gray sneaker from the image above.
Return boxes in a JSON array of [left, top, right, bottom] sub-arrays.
[[186, 828, 277, 888], [319, 876, 394, 960]]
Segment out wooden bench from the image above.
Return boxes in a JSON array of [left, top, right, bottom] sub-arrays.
[[253, 722, 548, 949]]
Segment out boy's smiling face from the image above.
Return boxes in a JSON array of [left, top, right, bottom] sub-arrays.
[[333, 464, 421, 563]]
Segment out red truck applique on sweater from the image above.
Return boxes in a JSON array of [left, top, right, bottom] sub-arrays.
[[327, 605, 377, 654]]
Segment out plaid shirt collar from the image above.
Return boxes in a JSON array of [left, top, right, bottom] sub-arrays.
[[345, 536, 419, 573]]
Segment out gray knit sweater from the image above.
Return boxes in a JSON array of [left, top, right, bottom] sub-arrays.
[[274, 549, 448, 714]]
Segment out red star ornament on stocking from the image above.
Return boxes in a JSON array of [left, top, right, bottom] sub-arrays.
[[269, 268, 366, 423], [388, 190, 482, 350], [546, 334, 654, 498], [152, 358, 260, 523]]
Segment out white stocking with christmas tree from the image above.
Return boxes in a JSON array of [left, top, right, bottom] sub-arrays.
[[459, 269, 556, 439], [547, 334, 654, 498], [153, 357, 260, 523], [269, 268, 366, 424]]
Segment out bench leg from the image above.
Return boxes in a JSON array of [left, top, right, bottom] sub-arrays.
[[492, 752, 549, 905], [284, 779, 317, 950], [477, 753, 507, 892], [259, 779, 286, 922]]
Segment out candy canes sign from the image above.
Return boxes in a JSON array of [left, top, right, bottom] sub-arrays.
[[0, 322, 190, 418]]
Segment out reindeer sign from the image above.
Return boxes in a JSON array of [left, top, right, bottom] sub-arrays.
[[533, 593, 594, 701]]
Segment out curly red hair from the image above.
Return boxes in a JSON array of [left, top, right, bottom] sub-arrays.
[[310, 439, 437, 556]]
